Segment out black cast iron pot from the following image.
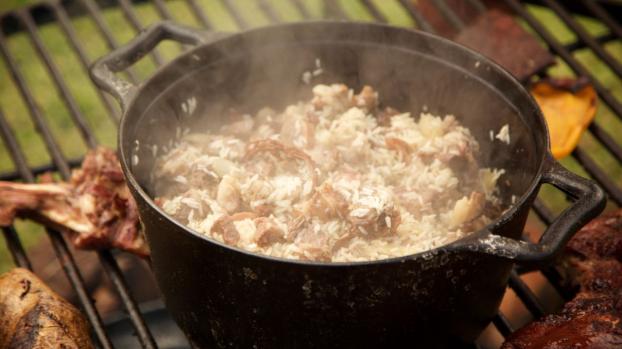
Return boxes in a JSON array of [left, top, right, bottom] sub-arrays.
[[91, 21, 606, 348]]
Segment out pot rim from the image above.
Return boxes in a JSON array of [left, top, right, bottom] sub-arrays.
[[118, 21, 551, 267]]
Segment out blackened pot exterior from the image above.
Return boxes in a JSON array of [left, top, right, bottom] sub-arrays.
[[90, 21, 606, 348]]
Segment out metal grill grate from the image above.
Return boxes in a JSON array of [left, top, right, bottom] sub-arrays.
[[0, 1, 621, 348]]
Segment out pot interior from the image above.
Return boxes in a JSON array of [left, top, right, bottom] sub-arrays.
[[122, 22, 547, 226]]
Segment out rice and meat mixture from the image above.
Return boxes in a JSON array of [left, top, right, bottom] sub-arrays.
[[153, 84, 505, 262]]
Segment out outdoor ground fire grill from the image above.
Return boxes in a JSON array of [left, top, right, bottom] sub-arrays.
[[1, 0, 621, 348]]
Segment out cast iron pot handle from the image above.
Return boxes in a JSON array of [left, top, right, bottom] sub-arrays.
[[90, 21, 226, 110], [455, 155, 605, 265]]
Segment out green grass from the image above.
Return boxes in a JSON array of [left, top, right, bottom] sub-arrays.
[[0, 0, 31, 12], [1, 0, 621, 272]]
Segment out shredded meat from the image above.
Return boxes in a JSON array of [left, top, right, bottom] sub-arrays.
[[0, 147, 148, 257], [502, 210, 622, 349], [305, 183, 349, 221], [348, 204, 401, 237], [385, 137, 412, 163], [244, 139, 319, 187], [210, 211, 258, 245], [253, 217, 285, 247]]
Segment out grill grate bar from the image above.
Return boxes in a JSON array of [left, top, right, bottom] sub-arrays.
[[360, 0, 388, 23], [0, 108, 35, 182], [0, 158, 83, 181], [49, 1, 120, 122], [19, 10, 97, 148], [291, 0, 311, 20], [2, 226, 32, 270], [47, 229, 115, 348], [76, 0, 139, 83], [579, 0, 622, 40], [258, 0, 282, 23], [152, 0, 175, 21], [397, 0, 437, 33], [0, 105, 113, 348], [532, 199, 555, 225], [503, 0, 622, 122], [543, 0, 622, 79], [0, 26, 71, 176], [539, 267, 574, 300], [323, 0, 347, 20], [0, 108, 33, 271], [587, 122, 622, 164], [492, 312, 514, 337], [221, 0, 250, 29], [430, 0, 465, 30], [466, 0, 487, 14], [117, 0, 165, 66], [185, 0, 213, 28], [573, 147, 622, 205], [99, 251, 158, 349], [152, 0, 187, 51], [508, 271, 546, 318], [564, 31, 617, 52]]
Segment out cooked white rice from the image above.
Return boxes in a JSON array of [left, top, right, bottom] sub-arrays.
[[153, 84, 504, 262]]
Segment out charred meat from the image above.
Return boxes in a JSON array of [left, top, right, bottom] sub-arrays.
[[0, 147, 148, 257]]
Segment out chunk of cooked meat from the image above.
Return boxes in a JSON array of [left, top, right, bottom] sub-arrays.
[[348, 201, 400, 237], [0, 268, 94, 349], [555, 209, 622, 294], [244, 139, 318, 187], [305, 183, 349, 221], [385, 137, 412, 163], [566, 210, 622, 261], [210, 211, 258, 245], [502, 210, 622, 349], [501, 291, 622, 349], [253, 217, 285, 247], [0, 147, 148, 257]]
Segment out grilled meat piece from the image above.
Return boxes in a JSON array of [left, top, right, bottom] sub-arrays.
[[0, 268, 94, 349], [566, 209, 622, 262], [556, 209, 622, 295], [502, 291, 622, 349], [502, 210, 622, 349], [0, 147, 148, 257]]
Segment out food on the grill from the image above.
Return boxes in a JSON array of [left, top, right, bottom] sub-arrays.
[[502, 210, 622, 349], [419, 3, 556, 80], [560, 209, 622, 292], [502, 291, 622, 349], [0, 147, 149, 257], [0, 268, 94, 349], [531, 77, 597, 159], [153, 84, 505, 262]]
